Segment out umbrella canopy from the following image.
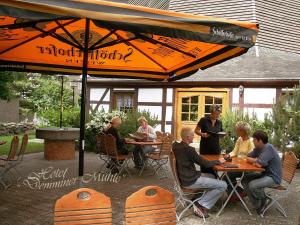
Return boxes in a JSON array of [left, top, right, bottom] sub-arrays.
[[0, 0, 258, 81], [0, 0, 258, 177]]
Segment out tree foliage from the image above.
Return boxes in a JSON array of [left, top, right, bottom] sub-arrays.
[[1, 72, 80, 127], [0, 71, 25, 100], [220, 84, 300, 155], [12, 73, 74, 115], [266, 84, 300, 153]]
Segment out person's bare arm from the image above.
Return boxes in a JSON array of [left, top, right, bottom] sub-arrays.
[[247, 157, 263, 168], [219, 157, 226, 164], [253, 162, 263, 167], [194, 125, 201, 136], [247, 157, 257, 163], [194, 126, 209, 138]]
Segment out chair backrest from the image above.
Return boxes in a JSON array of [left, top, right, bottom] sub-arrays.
[[282, 151, 299, 184], [155, 131, 164, 141], [104, 134, 118, 158], [169, 150, 182, 188], [54, 188, 112, 225], [18, 134, 28, 161], [7, 136, 19, 160], [96, 133, 107, 155], [160, 133, 173, 155], [125, 186, 176, 225]]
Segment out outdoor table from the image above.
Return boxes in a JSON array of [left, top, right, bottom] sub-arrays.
[[202, 154, 264, 216], [125, 139, 162, 146], [125, 139, 163, 176], [36, 127, 79, 160]]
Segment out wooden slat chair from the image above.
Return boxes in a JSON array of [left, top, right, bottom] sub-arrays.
[[137, 131, 165, 176], [125, 186, 176, 225], [17, 133, 28, 161], [151, 130, 165, 155], [54, 188, 112, 225], [96, 133, 110, 173], [146, 133, 173, 178], [9, 134, 28, 179], [261, 151, 299, 218], [105, 134, 132, 177], [0, 135, 19, 189], [169, 150, 207, 221], [155, 131, 164, 142]]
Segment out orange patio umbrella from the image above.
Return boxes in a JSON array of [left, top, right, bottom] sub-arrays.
[[0, 0, 259, 176]]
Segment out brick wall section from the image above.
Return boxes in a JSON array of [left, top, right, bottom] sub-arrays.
[[0, 98, 19, 122]]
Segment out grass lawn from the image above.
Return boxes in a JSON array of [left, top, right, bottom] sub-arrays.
[[0, 134, 44, 156]]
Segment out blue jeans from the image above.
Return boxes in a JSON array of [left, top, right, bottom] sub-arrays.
[[242, 173, 276, 209], [184, 173, 227, 209]]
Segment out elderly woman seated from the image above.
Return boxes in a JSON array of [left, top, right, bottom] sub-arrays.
[[104, 117, 129, 173], [104, 116, 129, 155]]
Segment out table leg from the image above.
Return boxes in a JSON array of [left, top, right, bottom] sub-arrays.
[[232, 172, 252, 215], [217, 172, 252, 216]]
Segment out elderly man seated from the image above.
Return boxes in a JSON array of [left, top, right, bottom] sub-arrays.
[[173, 127, 227, 218]]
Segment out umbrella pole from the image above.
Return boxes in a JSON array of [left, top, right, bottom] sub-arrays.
[[59, 75, 64, 128], [79, 18, 91, 177]]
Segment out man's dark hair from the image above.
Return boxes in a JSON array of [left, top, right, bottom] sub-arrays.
[[253, 130, 268, 144]]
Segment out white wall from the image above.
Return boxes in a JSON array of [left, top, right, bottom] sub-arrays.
[[165, 124, 172, 133], [244, 88, 276, 104], [91, 104, 109, 112], [138, 88, 163, 102], [155, 124, 162, 132], [232, 88, 239, 104], [90, 88, 110, 101], [88, 87, 173, 133], [166, 106, 173, 121], [138, 105, 162, 120], [167, 88, 173, 103], [232, 88, 276, 121], [244, 108, 272, 120]]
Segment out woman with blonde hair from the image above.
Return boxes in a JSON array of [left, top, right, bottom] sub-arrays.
[[136, 116, 156, 140], [227, 121, 254, 158], [133, 116, 156, 169], [224, 121, 254, 201]]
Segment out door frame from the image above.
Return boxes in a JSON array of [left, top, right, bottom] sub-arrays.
[[174, 88, 229, 141]]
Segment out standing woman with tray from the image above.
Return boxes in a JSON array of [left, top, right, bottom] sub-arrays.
[[195, 105, 224, 176]]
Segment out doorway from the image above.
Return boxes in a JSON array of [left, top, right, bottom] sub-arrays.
[[175, 88, 229, 142]]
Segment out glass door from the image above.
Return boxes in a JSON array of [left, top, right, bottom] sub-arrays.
[[176, 90, 228, 142]]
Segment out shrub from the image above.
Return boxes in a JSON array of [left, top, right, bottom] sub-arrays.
[[85, 110, 127, 151], [38, 107, 80, 128]]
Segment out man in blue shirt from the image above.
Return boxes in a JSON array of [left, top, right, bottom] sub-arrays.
[[242, 130, 282, 215]]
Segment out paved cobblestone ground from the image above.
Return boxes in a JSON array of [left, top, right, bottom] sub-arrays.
[[0, 152, 299, 225]]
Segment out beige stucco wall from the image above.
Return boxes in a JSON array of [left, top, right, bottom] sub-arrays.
[[0, 98, 19, 123]]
